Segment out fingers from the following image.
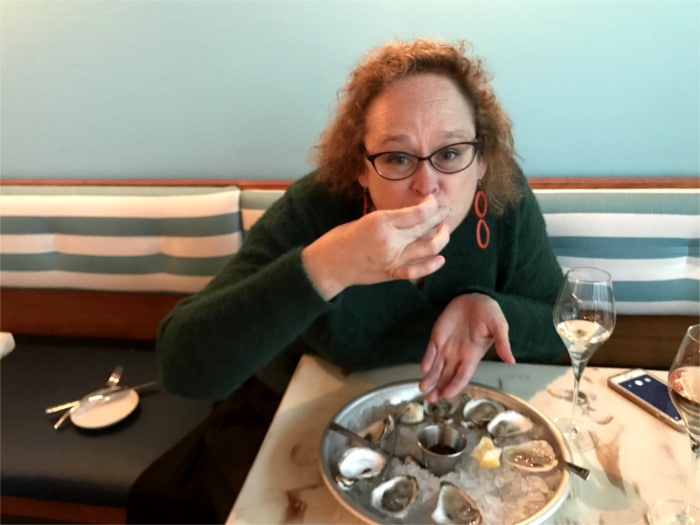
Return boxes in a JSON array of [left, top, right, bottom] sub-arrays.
[[404, 221, 450, 260], [390, 254, 446, 281], [420, 345, 479, 402], [419, 344, 441, 396], [491, 318, 515, 365], [388, 222, 450, 280], [386, 196, 450, 239], [438, 359, 480, 399]]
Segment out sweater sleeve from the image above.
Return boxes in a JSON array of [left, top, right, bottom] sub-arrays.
[[490, 182, 567, 362], [156, 177, 337, 399]]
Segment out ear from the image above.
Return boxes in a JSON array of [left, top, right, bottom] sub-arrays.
[[358, 170, 369, 188], [477, 156, 487, 181]]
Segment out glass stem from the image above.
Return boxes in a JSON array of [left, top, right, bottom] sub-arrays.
[[682, 437, 700, 521], [569, 359, 587, 433], [570, 375, 581, 432]]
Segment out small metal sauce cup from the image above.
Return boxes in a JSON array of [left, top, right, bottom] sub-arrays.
[[417, 423, 467, 476]]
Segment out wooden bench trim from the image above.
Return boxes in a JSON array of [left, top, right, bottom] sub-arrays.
[[1, 176, 698, 190], [528, 176, 699, 189], [1, 495, 126, 524], [0, 178, 297, 190]]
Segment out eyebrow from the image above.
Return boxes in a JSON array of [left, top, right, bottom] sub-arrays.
[[377, 130, 473, 148]]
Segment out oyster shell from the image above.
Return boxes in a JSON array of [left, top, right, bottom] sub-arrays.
[[502, 439, 558, 473], [486, 409, 534, 438], [358, 414, 395, 444], [370, 475, 419, 518], [431, 481, 482, 525], [424, 397, 461, 423], [336, 446, 387, 488], [461, 397, 506, 426], [397, 401, 425, 424]]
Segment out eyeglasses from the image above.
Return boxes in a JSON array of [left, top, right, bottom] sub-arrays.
[[365, 141, 480, 181]]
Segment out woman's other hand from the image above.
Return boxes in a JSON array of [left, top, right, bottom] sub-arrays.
[[301, 195, 450, 300], [419, 293, 515, 402]]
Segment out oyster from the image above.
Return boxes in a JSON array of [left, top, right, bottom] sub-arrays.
[[486, 409, 534, 438], [425, 397, 460, 423], [397, 401, 425, 424], [336, 446, 387, 488], [370, 475, 419, 518], [461, 397, 505, 426], [502, 439, 558, 473], [431, 481, 482, 525], [358, 414, 395, 444]]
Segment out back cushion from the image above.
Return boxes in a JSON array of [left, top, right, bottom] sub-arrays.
[[0, 186, 241, 293], [536, 189, 700, 316], [240, 189, 285, 238]]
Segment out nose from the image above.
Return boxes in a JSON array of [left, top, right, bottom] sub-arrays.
[[411, 159, 439, 196]]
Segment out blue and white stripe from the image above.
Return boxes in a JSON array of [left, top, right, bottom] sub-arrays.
[[0, 186, 242, 293], [536, 188, 700, 315]]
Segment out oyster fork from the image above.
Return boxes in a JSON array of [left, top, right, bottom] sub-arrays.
[[52, 365, 123, 430]]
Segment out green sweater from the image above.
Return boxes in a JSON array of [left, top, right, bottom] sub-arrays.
[[157, 172, 566, 399]]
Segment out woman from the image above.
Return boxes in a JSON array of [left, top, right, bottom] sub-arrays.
[[128, 38, 565, 523]]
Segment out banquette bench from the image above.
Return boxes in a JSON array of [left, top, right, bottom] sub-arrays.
[[1, 176, 698, 524]]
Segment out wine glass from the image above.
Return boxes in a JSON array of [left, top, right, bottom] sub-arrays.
[[553, 266, 616, 451], [647, 324, 700, 525]]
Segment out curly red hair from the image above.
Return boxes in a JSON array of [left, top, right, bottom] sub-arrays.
[[312, 39, 521, 215]]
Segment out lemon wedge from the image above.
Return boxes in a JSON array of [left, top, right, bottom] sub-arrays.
[[471, 436, 502, 468], [479, 447, 502, 468], [470, 436, 496, 460]]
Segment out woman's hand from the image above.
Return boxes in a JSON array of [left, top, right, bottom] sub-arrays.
[[419, 293, 515, 402], [302, 195, 450, 300]]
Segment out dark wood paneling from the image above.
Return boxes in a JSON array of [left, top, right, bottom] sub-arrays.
[[585, 315, 699, 369], [0, 288, 186, 340], [1, 496, 125, 524], [2, 288, 697, 369]]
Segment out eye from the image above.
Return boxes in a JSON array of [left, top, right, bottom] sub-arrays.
[[436, 147, 463, 162], [383, 152, 412, 166]]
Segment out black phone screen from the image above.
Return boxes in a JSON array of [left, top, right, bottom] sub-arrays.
[[619, 373, 682, 423]]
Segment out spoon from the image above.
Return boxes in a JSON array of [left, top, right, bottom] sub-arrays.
[[328, 421, 388, 453], [563, 460, 590, 480]]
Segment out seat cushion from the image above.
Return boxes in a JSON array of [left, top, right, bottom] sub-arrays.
[[0, 336, 213, 507]]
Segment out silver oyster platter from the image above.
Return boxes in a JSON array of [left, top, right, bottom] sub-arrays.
[[319, 380, 571, 525]]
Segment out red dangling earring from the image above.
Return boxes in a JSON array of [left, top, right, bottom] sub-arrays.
[[474, 180, 490, 249]]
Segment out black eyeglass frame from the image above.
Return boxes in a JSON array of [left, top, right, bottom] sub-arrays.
[[364, 140, 481, 181]]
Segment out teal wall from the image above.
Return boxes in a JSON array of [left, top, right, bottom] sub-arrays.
[[1, 0, 698, 179]]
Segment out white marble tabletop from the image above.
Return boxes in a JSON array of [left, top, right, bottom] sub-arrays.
[[228, 355, 697, 525]]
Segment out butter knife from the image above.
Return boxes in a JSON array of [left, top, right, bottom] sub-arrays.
[[45, 380, 159, 415]]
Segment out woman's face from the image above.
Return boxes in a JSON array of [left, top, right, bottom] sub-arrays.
[[358, 73, 485, 233]]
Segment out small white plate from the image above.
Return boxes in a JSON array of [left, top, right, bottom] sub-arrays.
[[70, 388, 139, 429]]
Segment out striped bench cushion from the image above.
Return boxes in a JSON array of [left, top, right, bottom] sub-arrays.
[[240, 189, 285, 238], [2, 184, 697, 316], [536, 189, 700, 316], [0, 186, 242, 293]]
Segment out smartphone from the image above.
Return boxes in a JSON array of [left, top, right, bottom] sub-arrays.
[[607, 368, 685, 432]]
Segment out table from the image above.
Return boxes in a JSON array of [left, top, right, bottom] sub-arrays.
[[228, 355, 696, 524]]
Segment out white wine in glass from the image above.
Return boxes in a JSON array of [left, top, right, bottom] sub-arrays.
[[648, 324, 700, 525], [553, 267, 615, 451]]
